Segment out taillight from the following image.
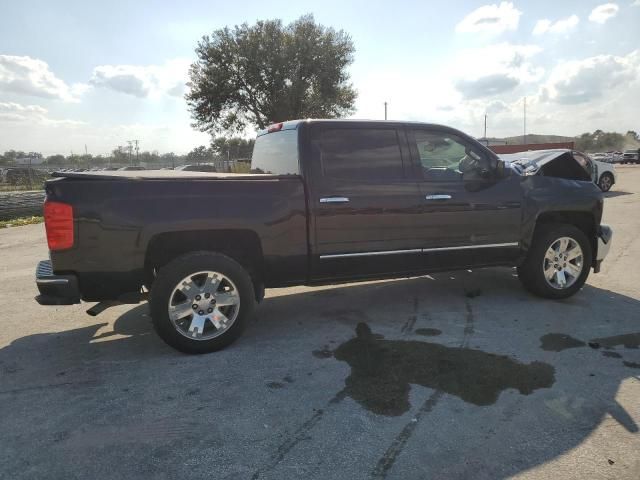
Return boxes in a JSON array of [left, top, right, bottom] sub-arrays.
[[267, 122, 284, 133], [44, 201, 74, 251]]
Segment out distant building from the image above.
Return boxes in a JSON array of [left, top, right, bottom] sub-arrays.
[[15, 157, 45, 166]]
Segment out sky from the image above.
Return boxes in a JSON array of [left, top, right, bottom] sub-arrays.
[[0, 0, 639, 156]]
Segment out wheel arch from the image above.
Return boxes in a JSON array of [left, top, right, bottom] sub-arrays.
[[144, 229, 264, 288], [532, 211, 597, 266]]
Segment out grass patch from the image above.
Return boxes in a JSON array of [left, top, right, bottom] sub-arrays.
[[0, 216, 44, 228]]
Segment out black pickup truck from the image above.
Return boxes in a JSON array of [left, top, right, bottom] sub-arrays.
[[36, 120, 612, 353]]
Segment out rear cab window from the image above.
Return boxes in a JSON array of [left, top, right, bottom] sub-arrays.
[[310, 127, 406, 182], [251, 129, 300, 175]]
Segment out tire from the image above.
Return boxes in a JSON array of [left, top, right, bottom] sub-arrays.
[[598, 173, 614, 192], [149, 251, 256, 354], [517, 224, 592, 299]]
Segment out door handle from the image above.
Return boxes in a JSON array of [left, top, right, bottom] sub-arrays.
[[320, 196, 350, 204], [425, 194, 452, 200]]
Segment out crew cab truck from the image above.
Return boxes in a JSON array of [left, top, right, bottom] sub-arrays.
[[36, 120, 612, 354]]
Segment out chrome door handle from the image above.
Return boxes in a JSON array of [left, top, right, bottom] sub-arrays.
[[320, 197, 350, 204], [425, 194, 452, 200]]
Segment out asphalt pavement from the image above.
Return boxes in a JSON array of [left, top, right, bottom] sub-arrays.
[[1, 167, 639, 479]]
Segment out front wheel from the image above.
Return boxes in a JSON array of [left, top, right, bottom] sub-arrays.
[[149, 251, 256, 354], [517, 224, 592, 299]]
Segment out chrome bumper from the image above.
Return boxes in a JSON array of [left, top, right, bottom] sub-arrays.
[[35, 260, 81, 305]]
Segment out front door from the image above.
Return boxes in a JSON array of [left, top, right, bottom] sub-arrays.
[[407, 128, 523, 269]]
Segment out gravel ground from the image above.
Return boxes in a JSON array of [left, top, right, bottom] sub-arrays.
[[0, 167, 639, 479]]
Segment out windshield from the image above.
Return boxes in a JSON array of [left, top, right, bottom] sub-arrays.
[[251, 130, 300, 175]]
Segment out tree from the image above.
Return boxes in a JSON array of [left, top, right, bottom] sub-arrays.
[[211, 137, 255, 159], [186, 145, 212, 164], [186, 14, 357, 134], [575, 130, 627, 152], [46, 154, 66, 165]]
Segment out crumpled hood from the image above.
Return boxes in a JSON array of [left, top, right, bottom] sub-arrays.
[[499, 149, 571, 176]]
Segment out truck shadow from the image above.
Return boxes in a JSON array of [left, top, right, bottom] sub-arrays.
[[604, 190, 633, 198], [1, 268, 639, 479]]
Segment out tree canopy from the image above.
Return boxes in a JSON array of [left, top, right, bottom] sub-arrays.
[[211, 137, 254, 159], [574, 130, 640, 152], [186, 14, 357, 134]]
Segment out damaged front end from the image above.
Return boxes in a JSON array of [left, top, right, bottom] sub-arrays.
[[501, 149, 593, 182], [501, 149, 611, 272]]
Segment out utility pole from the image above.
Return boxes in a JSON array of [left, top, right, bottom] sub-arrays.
[[523, 97, 527, 146], [384, 101, 388, 120], [127, 140, 133, 165], [484, 113, 487, 141], [133, 140, 139, 165]]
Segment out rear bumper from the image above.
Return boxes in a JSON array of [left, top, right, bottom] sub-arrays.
[[593, 224, 612, 273], [35, 260, 81, 305]]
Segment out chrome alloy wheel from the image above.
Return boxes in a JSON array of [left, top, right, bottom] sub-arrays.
[[543, 237, 584, 290], [168, 271, 240, 340]]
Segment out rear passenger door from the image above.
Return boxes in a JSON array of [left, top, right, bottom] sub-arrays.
[[307, 125, 424, 280]]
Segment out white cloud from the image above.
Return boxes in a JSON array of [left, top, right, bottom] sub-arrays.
[[89, 59, 190, 99], [588, 3, 619, 24], [533, 15, 579, 35], [455, 2, 522, 35], [0, 55, 86, 102], [633, 0, 640, 6], [0, 101, 207, 155], [540, 51, 638, 104], [0, 101, 84, 126], [485, 100, 510, 114], [451, 43, 544, 99]]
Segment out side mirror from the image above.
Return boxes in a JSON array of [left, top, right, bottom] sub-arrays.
[[495, 159, 510, 179]]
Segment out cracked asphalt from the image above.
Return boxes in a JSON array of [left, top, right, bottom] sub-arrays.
[[1, 167, 639, 479]]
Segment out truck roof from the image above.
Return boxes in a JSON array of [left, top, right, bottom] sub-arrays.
[[256, 118, 462, 136]]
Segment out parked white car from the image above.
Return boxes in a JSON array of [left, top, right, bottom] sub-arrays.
[[590, 156, 617, 192]]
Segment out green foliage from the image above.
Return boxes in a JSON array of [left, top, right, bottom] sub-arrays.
[[0, 216, 43, 229], [186, 145, 212, 164], [45, 154, 66, 165], [574, 130, 638, 152], [186, 14, 357, 134], [230, 162, 251, 173], [211, 137, 254, 159]]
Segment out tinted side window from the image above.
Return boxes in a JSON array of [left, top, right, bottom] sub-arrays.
[[251, 130, 299, 175], [313, 128, 404, 181], [411, 130, 489, 182]]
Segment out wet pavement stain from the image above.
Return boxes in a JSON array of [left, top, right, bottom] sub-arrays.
[[414, 328, 442, 337], [266, 382, 284, 389], [591, 333, 640, 349], [539, 332, 640, 369], [333, 323, 555, 416], [602, 351, 622, 359], [540, 334, 586, 352]]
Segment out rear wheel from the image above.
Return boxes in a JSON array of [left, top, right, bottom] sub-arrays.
[[517, 224, 592, 299], [150, 251, 255, 354], [598, 173, 613, 192]]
